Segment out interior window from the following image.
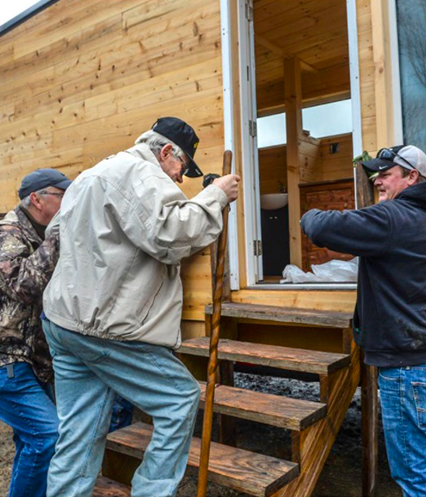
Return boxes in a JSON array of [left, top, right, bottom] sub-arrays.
[[257, 100, 353, 149]]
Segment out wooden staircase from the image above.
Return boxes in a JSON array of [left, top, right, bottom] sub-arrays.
[[100, 302, 360, 497]]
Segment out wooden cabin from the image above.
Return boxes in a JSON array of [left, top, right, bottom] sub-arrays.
[[0, 0, 411, 495]]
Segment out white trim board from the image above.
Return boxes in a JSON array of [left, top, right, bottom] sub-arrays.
[[220, 0, 240, 290]]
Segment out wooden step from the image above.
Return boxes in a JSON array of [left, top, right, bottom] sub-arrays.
[[205, 302, 352, 328], [178, 338, 350, 374], [106, 422, 299, 497], [94, 476, 130, 497], [199, 381, 326, 430]]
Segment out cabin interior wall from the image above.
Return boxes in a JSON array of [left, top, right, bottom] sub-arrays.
[[259, 133, 354, 195]]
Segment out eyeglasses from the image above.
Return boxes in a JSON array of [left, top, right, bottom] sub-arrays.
[[377, 147, 415, 171], [176, 156, 189, 176], [39, 192, 65, 198]]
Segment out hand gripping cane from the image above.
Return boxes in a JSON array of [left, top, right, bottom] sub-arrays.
[[197, 150, 233, 497]]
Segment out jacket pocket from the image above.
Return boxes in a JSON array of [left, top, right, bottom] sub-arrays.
[[139, 271, 165, 326], [411, 381, 426, 428]]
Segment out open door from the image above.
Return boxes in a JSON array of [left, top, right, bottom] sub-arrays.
[[227, 0, 363, 288], [238, 0, 263, 284]]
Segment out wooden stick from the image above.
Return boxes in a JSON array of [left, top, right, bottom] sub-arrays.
[[197, 150, 233, 497]]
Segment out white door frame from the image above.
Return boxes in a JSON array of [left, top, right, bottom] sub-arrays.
[[220, 0, 240, 290], [387, 0, 404, 144], [236, 0, 263, 285], [223, 0, 365, 289]]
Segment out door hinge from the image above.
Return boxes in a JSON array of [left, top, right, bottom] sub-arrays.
[[245, 1, 253, 22], [253, 240, 262, 256], [246, 0, 253, 22], [249, 120, 257, 137]]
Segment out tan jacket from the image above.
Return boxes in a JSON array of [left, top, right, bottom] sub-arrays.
[[43, 144, 227, 348]]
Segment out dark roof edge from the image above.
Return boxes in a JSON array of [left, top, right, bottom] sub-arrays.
[[0, 0, 61, 38]]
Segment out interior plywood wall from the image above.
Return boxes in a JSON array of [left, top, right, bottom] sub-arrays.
[[259, 133, 354, 194], [0, 0, 224, 322]]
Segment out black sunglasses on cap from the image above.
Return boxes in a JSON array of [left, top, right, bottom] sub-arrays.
[[377, 147, 415, 170]]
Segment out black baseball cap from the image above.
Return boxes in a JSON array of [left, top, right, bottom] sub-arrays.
[[18, 168, 72, 199], [151, 117, 203, 178]]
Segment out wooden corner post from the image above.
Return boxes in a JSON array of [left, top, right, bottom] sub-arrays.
[[284, 57, 303, 267], [355, 162, 378, 497]]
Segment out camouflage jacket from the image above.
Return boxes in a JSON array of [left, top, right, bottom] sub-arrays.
[[0, 207, 59, 383]]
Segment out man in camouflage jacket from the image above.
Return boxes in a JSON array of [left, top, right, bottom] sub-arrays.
[[0, 209, 60, 382], [0, 168, 71, 497]]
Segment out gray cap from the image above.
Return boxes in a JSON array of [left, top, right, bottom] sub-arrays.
[[362, 145, 426, 178], [18, 169, 72, 199]]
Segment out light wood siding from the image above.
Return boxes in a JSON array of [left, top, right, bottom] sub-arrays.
[[0, 0, 223, 321], [0, 0, 388, 323]]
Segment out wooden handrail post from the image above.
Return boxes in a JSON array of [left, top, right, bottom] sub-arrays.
[[197, 150, 233, 497]]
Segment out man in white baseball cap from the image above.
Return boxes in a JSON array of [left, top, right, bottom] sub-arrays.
[[361, 145, 426, 201], [301, 143, 426, 495]]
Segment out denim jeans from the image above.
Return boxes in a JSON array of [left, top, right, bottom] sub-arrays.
[[378, 365, 426, 497], [42, 318, 200, 497], [0, 362, 59, 497], [110, 395, 134, 432]]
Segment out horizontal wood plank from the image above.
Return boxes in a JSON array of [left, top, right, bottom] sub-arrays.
[[94, 476, 130, 497], [106, 422, 299, 497], [205, 302, 352, 329], [178, 338, 350, 374], [199, 382, 326, 430]]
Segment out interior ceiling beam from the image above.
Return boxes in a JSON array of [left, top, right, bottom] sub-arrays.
[[256, 62, 350, 115], [256, 35, 319, 74]]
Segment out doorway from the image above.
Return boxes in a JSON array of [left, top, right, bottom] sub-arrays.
[[230, 0, 362, 288]]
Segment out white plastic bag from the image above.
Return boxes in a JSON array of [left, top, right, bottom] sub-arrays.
[[280, 258, 358, 283]]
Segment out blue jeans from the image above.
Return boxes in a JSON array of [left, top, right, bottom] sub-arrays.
[[379, 365, 426, 497], [42, 318, 200, 497], [110, 395, 134, 432], [0, 362, 59, 497]]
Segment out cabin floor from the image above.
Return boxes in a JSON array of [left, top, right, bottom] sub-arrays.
[[0, 374, 400, 496]]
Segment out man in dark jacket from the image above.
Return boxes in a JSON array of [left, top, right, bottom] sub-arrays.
[[0, 169, 71, 497], [301, 145, 426, 496]]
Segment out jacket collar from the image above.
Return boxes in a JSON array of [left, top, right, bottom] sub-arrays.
[[125, 143, 162, 168], [0, 207, 43, 247], [396, 181, 426, 208]]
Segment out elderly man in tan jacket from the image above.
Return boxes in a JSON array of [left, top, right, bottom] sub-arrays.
[[42, 117, 239, 497]]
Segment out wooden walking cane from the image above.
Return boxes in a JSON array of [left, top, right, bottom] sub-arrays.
[[197, 150, 233, 497]]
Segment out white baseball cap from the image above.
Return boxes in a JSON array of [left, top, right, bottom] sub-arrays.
[[362, 145, 426, 178]]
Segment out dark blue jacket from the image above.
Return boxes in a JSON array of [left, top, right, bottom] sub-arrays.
[[301, 182, 426, 367]]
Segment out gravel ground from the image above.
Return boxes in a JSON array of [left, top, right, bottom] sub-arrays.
[[0, 373, 401, 496]]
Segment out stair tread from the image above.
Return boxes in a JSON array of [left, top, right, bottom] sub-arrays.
[[178, 338, 350, 374], [205, 302, 352, 329], [106, 422, 299, 497], [199, 381, 326, 430], [94, 476, 130, 497]]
